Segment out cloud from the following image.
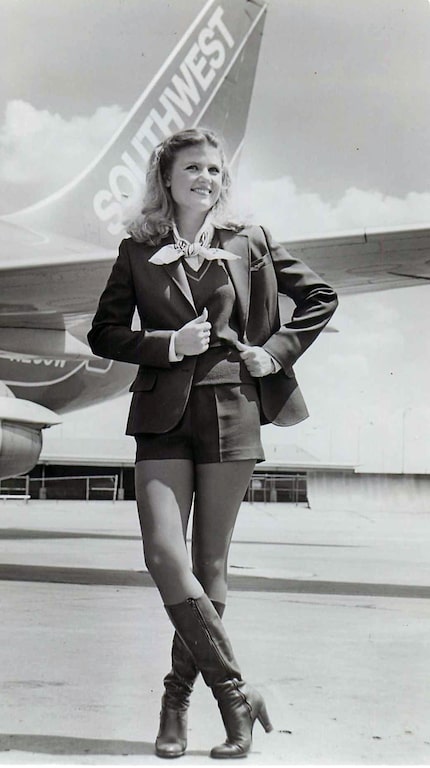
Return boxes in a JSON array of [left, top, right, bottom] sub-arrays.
[[2, 100, 430, 236], [0, 100, 127, 207], [237, 176, 430, 240]]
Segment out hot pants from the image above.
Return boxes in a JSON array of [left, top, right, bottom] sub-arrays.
[[135, 382, 265, 464]]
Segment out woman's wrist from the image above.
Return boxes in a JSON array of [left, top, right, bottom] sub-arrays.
[[168, 332, 184, 362]]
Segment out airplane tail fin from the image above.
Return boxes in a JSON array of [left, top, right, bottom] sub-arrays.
[[6, 0, 267, 249]]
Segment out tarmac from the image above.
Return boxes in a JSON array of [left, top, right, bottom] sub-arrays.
[[0, 498, 429, 766]]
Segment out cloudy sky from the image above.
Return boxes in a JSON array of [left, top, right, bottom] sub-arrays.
[[1, 0, 429, 472], [2, 0, 430, 235]]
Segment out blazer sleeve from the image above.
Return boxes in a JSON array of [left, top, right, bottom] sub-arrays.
[[87, 239, 172, 367], [260, 226, 339, 371]]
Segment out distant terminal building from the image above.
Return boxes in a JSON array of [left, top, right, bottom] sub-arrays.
[[0, 435, 355, 507], [2, 433, 427, 513]]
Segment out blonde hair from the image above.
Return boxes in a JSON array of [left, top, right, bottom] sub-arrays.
[[127, 128, 242, 244]]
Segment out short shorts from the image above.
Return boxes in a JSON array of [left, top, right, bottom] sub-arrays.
[[135, 383, 265, 464]]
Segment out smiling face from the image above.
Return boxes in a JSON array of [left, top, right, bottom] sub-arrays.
[[165, 142, 223, 225]]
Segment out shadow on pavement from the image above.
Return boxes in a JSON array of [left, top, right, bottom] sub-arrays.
[[0, 528, 360, 548], [0, 733, 153, 756], [0, 733, 210, 759], [0, 528, 139, 541], [0, 562, 429, 598]]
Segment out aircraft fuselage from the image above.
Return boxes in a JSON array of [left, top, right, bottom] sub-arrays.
[[0, 356, 133, 413]]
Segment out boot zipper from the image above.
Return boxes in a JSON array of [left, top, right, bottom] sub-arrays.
[[232, 678, 252, 716], [187, 598, 231, 676], [187, 600, 252, 719]]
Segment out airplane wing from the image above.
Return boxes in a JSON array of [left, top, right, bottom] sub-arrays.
[[0, 219, 116, 357], [285, 223, 430, 294], [1, 220, 429, 359], [0, 221, 115, 320], [2, 219, 429, 315]]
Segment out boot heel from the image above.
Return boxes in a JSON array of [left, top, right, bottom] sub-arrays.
[[257, 702, 273, 733]]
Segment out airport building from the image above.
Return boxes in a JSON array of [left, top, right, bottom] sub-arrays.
[[1, 423, 428, 513], [4, 424, 426, 515], [2, 426, 428, 514], [0, 441, 314, 504], [0, 428, 354, 506], [1, 357, 428, 512]]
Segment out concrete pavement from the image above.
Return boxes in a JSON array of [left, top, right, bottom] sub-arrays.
[[0, 500, 429, 765]]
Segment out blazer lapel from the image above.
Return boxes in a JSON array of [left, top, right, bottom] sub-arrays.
[[148, 229, 251, 323], [148, 234, 196, 314], [163, 260, 197, 314], [218, 229, 250, 340]]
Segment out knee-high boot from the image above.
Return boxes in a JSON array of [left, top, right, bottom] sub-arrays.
[[165, 594, 273, 759], [155, 601, 225, 758]]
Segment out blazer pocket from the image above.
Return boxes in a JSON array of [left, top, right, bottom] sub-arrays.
[[250, 252, 272, 271], [129, 370, 157, 392]]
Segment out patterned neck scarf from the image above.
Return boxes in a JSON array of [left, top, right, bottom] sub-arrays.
[[149, 220, 240, 267]]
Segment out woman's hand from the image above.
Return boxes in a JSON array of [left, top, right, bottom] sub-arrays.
[[235, 341, 275, 377], [175, 307, 212, 356]]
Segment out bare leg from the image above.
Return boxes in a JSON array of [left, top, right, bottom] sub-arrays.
[[192, 460, 256, 604], [135, 459, 203, 605]]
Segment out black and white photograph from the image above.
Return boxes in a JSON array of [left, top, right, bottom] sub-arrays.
[[0, 0, 429, 764]]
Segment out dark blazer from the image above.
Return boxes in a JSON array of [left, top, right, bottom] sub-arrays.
[[88, 225, 338, 434]]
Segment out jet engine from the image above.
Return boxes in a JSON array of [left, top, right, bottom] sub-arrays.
[[0, 383, 60, 480]]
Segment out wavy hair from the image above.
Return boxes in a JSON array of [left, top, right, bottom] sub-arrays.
[[127, 128, 242, 244]]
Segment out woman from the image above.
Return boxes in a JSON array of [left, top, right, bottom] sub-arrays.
[[88, 128, 338, 759]]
